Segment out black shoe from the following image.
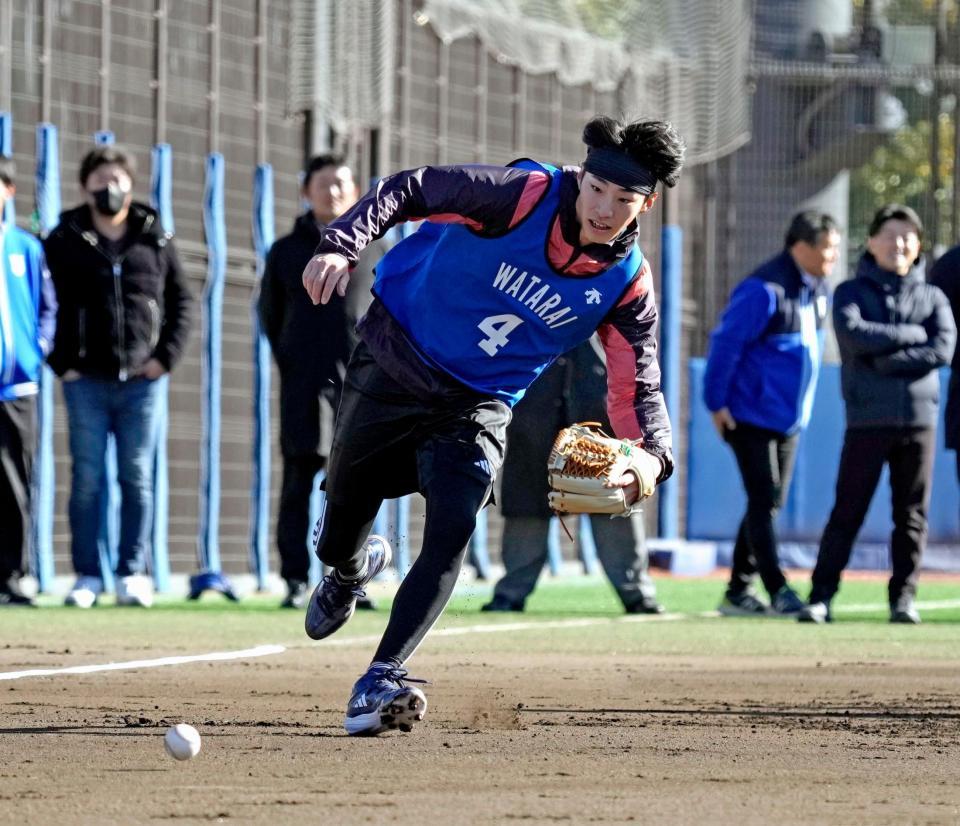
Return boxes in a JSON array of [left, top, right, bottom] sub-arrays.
[[281, 580, 308, 609], [718, 590, 769, 617], [356, 596, 377, 611], [890, 595, 921, 624], [0, 577, 37, 607], [771, 585, 804, 616], [480, 595, 524, 612], [624, 597, 665, 615]]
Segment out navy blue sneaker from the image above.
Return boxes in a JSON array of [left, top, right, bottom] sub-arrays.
[[304, 535, 392, 640], [344, 665, 428, 736], [771, 585, 804, 616]]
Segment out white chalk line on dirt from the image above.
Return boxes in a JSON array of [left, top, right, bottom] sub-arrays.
[[0, 614, 684, 682], [0, 645, 288, 682]]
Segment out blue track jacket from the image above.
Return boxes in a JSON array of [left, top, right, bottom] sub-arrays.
[[704, 250, 829, 436], [0, 223, 57, 402]]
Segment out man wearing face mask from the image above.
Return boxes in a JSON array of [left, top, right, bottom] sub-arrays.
[[798, 205, 955, 625], [44, 146, 193, 608]]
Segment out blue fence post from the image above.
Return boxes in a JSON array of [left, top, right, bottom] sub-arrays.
[[90, 130, 121, 589], [469, 509, 492, 580], [0, 112, 14, 224], [250, 163, 274, 592], [32, 123, 60, 593], [189, 152, 236, 600], [577, 515, 600, 574], [658, 223, 682, 539], [308, 470, 325, 585], [547, 516, 563, 576], [395, 495, 411, 575], [149, 143, 174, 593]]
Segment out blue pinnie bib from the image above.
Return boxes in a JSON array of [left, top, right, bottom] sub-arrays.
[[373, 160, 642, 404]]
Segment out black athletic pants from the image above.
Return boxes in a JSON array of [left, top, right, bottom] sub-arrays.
[[314, 344, 510, 667], [725, 422, 798, 598], [810, 426, 934, 606], [0, 396, 36, 582], [277, 453, 325, 584]]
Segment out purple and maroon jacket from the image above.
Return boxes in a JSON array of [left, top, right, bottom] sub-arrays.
[[315, 162, 672, 471]]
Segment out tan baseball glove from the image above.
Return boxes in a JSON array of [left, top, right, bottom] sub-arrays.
[[547, 422, 661, 516]]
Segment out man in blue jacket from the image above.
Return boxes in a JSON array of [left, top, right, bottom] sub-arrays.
[[0, 159, 57, 606], [799, 205, 955, 624], [704, 211, 840, 617]]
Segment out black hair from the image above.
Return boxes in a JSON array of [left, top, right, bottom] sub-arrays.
[[0, 158, 14, 187], [868, 203, 924, 239], [79, 145, 137, 187], [784, 211, 839, 248], [303, 153, 351, 188], [582, 115, 686, 188]]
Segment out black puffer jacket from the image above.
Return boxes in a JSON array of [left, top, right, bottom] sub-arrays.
[[833, 254, 955, 429], [44, 203, 193, 379], [929, 244, 960, 448]]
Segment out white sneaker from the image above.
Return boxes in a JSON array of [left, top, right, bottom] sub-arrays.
[[65, 576, 104, 608], [116, 575, 155, 608]]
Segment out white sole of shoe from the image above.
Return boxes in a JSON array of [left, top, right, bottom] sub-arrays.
[[717, 605, 770, 618], [344, 688, 428, 736]]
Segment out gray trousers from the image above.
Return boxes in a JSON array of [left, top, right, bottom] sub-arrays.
[[492, 513, 657, 609]]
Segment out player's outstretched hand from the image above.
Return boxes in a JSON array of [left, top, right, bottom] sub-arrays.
[[302, 252, 350, 305]]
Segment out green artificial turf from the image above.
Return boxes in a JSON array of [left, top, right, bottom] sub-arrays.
[[2, 575, 957, 666]]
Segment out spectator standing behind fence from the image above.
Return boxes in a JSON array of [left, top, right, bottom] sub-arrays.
[[0, 160, 57, 607], [704, 211, 840, 617], [929, 242, 960, 481], [482, 337, 664, 614], [258, 155, 392, 609], [798, 205, 955, 625], [44, 146, 193, 609]]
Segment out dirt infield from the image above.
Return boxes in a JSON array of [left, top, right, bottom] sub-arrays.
[[1, 630, 958, 825]]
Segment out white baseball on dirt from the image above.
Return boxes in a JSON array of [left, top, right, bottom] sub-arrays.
[[164, 723, 202, 761]]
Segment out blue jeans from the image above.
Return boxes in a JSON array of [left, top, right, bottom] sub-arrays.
[[62, 376, 161, 578]]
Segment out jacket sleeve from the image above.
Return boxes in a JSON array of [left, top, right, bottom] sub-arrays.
[[872, 287, 956, 376], [702, 278, 777, 412], [315, 165, 550, 263], [833, 283, 928, 356], [43, 230, 75, 377], [597, 261, 672, 477], [153, 239, 194, 371], [257, 244, 284, 351]]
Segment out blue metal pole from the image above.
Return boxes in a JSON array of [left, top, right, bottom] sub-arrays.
[[32, 124, 60, 593], [469, 509, 491, 580], [547, 516, 562, 576], [308, 471, 325, 585], [0, 112, 14, 224], [91, 130, 120, 589], [395, 495, 411, 575], [149, 143, 174, 593], [577, 515, 600, 574], [189, 152, 236, 600], [658, 223, 682, 539], [250, 163, 274, 592]]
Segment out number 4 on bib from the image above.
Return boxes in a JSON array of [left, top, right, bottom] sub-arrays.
[[477, 313, 523, 356]]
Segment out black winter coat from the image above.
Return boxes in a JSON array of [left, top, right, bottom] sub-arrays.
[[45, 203, 193, 379], [929, 244, 960, 448], [500, 339, 611, 519], [257, 212, 390, 456], [833, 254, 955, 430]]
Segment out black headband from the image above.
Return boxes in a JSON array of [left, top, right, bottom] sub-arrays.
[[582, 147, 658, 195]]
